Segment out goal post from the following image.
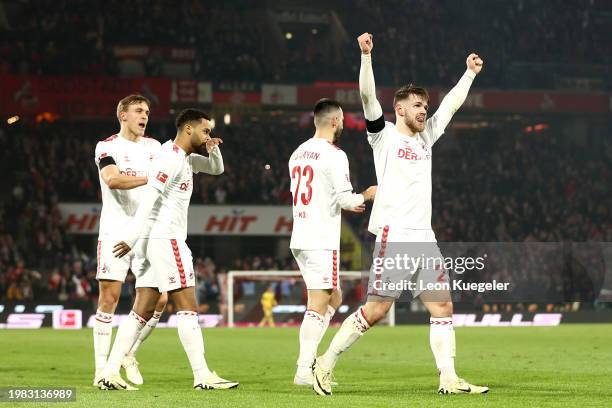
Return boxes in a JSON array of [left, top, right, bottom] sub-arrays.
[[226, 270, 395, 327]]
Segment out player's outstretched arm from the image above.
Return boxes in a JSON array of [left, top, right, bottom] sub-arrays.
[[341, 185, 377, 213], [358, 33, 383, 124], [191, 138, 224, 175], [100, 163, 147, 190], [430, 53, 483, 135], [113, 185, 161, 258]]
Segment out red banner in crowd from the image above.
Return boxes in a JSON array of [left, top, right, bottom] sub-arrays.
[[1, 75, 610, 117], [0, 75, 172, 119], [296, 85, 610, 113], [113, 46, 196, 62]]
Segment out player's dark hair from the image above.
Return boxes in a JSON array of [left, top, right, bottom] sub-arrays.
[[175, 109, 211, 130], [313, 98, 342, 128], [393, 85, 429, 106]]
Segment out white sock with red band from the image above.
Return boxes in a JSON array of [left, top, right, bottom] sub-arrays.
[[104, 311, 146, 375], [127, 311, 162, 358], [177, 311, 212, 382], [319, 306, 371, 370], [93, 310, 113, 372], [297, 310, 325, 375], [429, 317, 458, 383]]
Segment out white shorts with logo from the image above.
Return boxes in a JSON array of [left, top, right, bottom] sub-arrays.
[[367, 226, 448, 299], [136, 238, 195, 292], [96, 239, 147, 283], [291, 249, 339, 290]]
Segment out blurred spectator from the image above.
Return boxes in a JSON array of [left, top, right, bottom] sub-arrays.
[[0, 116, 610, 308], [1, 0, 609, 88]]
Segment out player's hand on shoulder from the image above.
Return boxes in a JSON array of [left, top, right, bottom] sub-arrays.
[[357, 32, 373, 54], [466, 53, 483, 75], [362, 185, 377, 202], [112, 241, 131, 258], [206, 137, 223, 153]]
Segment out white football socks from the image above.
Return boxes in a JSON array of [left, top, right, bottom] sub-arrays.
[[93, 310, 113, 372], [429, 317, 458, 383], [177, 311, 212, 383], [104, 311, 147, 375], [296, 310, 326, 375], [318, 305, 336, 344], [319, 306, 371, 370], [127, 311, 162, 358]]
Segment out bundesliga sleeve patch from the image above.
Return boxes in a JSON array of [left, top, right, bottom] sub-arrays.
[[156, 171, 169, 184]]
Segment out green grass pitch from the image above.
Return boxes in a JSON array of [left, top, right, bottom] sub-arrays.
[[1, 324, 611, 407]]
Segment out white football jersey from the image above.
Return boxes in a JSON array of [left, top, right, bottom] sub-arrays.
[[289, 138, 355, 250], [367, 118, 444, 234], [146, 140, 207, 241], [95, 134, 161, 239]]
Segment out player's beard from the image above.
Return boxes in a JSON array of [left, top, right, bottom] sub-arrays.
[[196, 141, 208, 155], [404, 116, 425, 134], [332, 126, 343, 143]]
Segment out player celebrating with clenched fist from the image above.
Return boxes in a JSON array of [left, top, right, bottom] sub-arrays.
[[313, 33, 488, 396]]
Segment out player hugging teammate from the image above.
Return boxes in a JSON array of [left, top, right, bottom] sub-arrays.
[[96, 107, 238, 391]]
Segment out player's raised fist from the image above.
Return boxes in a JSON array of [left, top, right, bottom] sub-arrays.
[[357, 33, 373, 54], [466, 53, 484, 75]]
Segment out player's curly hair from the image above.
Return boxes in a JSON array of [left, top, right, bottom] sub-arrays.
[[393, 85, 429, 107], [175, 108, 211, 130]]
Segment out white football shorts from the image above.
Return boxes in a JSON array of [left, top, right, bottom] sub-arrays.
[[96, 239, 146, 283], [367, 225, 449, 299], [136, 238, 195, 292], [291, 248, 339, 290]]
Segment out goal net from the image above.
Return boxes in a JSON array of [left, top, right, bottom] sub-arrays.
[[226, 270, 395, 327]]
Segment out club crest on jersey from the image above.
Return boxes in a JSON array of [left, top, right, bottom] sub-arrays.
[[156, 171, 169, 184]]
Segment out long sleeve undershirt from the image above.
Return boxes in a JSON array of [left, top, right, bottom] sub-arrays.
[[359, 54, 383, 121]]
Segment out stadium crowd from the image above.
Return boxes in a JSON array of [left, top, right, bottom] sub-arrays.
[[0, 117, 609, 307], [1, 0, 609, 88]]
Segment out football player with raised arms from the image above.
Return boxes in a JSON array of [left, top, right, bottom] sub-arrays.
[[289, 98, 376, 386], [313, 34, 489, 396], [93, 94, 167, 387], [98, 108, 238, 391]]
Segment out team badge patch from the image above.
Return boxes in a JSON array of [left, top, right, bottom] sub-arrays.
[[156, 171, 169, 184]]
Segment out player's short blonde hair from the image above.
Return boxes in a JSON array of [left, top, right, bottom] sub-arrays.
[[393, 85, 429, 107], [116, 94, 151, 122]]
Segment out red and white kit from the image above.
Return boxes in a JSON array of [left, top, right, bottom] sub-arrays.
[[289, 138, 363, 290], [136, 140, 223, 292], [94, 134, 160, 282], [363, 57, 476, 297]]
